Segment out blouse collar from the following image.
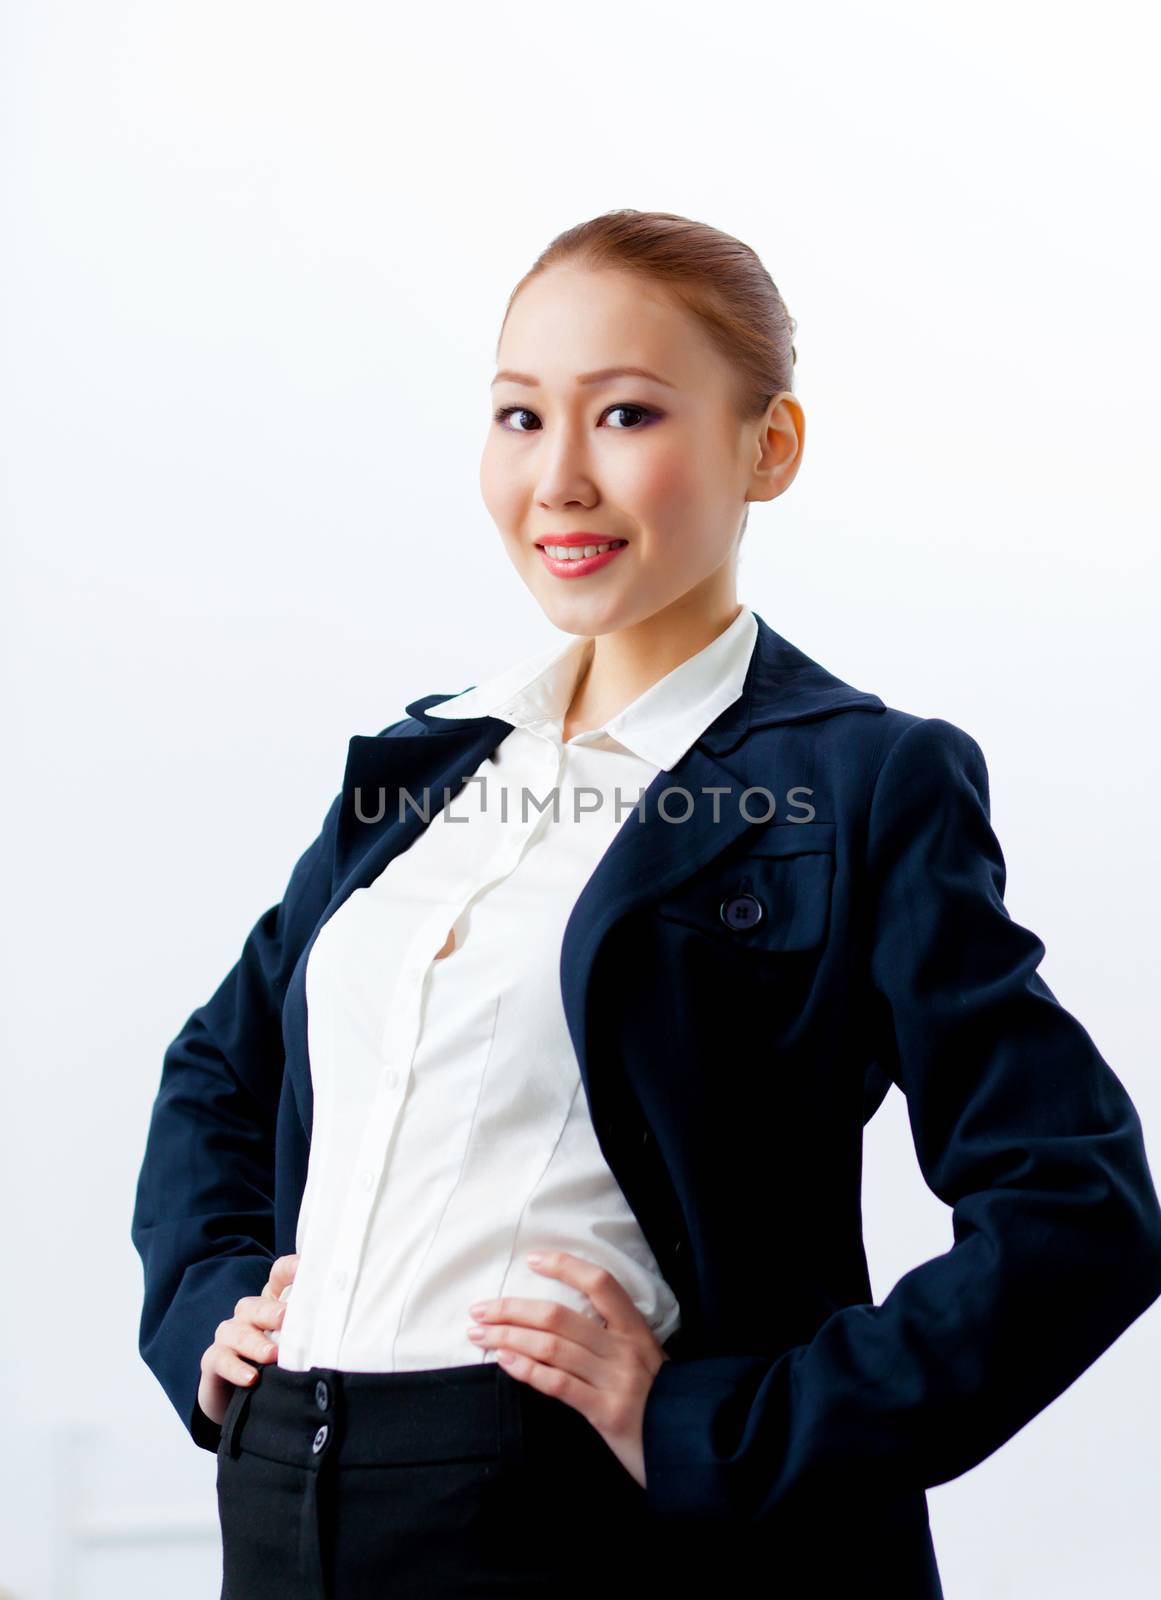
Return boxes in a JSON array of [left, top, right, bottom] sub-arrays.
[[425, 605, 759, 771]]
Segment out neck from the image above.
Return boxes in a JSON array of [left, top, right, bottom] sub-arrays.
[[563, 593, 744, 736]]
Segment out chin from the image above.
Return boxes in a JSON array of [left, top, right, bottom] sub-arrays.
[[545, 598, 635, 637]]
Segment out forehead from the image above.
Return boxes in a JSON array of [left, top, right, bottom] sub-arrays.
[[498, 266, 718, 389]]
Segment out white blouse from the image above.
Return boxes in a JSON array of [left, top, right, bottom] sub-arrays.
[[274, 603, 759, 1371]]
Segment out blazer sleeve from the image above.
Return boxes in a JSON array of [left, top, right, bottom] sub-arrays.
[[130, 785, 344, 1452], [641, 714, 1161, 1521]]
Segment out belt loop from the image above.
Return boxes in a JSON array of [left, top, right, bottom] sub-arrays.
[[221, 1377, 255, 1460]]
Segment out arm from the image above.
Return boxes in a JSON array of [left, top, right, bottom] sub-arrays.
[[641, 715, 1161, 1520], [130, 787, 343, 1451]]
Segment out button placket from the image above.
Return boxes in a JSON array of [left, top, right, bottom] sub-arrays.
[[320, 900, 443, 1355]]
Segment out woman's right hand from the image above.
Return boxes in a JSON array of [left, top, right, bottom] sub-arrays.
[[197, 1253, 300, 1428]]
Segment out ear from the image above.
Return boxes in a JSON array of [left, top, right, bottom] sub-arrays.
[[749, 393, 804, 504]]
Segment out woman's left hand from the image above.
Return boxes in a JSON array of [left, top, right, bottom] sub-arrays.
[[465, 1250, 670, 1489]]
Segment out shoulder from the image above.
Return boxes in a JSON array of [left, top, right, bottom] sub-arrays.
[[808, 699, 989, 799], [855, 710, 996, 882], [751, 699, 992, 835], [866, 709, 990, 802]]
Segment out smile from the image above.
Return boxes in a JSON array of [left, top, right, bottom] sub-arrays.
[[536, 540, 629, 577]]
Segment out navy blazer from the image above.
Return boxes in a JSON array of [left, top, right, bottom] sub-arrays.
[[131, 612, 1161, 1591]]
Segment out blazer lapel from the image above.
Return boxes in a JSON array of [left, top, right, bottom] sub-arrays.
[[285, 612, 886, 1137], [333, 718, 514, 887], [557, 738, 767, 1107], [553, 612, 887, 1106], [285, 716, 513, 1133]]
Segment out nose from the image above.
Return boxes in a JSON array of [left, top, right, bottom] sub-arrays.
[[533, 430, 600, 509]]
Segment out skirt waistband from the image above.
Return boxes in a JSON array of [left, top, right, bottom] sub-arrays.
[[220, 1359, 588, 1475]]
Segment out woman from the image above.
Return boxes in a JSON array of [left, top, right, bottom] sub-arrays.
[[131, 209, 1161, 1598]]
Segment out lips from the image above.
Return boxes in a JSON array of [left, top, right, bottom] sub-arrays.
[[536, 540, 629, 579]]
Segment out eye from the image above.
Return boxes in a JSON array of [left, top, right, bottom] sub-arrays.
[[604, 404, 654, 429], [492, 402, 659, 433], [493, 406, 540, 433]]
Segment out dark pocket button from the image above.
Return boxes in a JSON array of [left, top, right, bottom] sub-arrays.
[[315, 1379, 330, 1412], [720, 893, 763, 931]]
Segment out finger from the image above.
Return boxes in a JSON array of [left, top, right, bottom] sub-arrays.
[[203, 1346, 253, 1395], [217, 1349, 263, 1387], [472, 1296, 608, 1351], [260, 1254, 299, 1297], [210, 1324, 273, 1388], [525, 1251, 634, 1330], [480, 1323, 603, 1388], [227, 1314, 282, 1367], [235, 1295, 289, 1333], [261, 1254, 300, 1300], [230, 1292, 287, 1356], [488, 1333, 600, 1420]]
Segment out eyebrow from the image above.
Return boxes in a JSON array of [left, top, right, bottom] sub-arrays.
[[490, 364, 677, 390]]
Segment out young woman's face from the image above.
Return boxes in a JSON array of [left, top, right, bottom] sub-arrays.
[[480, 266, 766, 637]]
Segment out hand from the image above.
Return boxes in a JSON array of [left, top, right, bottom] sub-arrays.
[[466, 1250, 671, 1490], [196, 1253, 300, 1428]]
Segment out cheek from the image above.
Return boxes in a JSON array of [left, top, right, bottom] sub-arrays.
[[478, 447, 510, 520], [478, 441, 531, 531], [626, 449, 710, 528]]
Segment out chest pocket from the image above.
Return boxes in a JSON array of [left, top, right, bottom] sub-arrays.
[[652, 822, 836, 954]]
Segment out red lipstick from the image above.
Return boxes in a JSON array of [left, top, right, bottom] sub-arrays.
[[535, 534, 629, 579]]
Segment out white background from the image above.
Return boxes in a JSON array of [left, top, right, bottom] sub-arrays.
[[2, 2, 1158, 1594]]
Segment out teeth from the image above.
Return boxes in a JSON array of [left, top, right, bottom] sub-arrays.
[[542, 541, 625, 560]]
